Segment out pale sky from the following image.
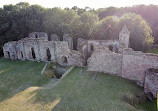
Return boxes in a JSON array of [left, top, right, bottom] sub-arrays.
[[0, 0, 158, 9]]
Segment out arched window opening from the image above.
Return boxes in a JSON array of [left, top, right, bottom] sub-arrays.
[[35, 34, 38, 38], [21, 52, 23, 58], [63, 56, 67, 64], [31, 47, 36, 59], [115, 47, 119, 53], [109, 45, 113, 52], [46, 48, 51, 61], [90, 44, 94, 51], [7, 51, 10, 58], [62, 56, 67, 64]]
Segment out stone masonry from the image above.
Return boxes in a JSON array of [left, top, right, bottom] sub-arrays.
[[3, 25, 158, 98]]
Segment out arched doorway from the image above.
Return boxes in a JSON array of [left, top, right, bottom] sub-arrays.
[[46, 48, 51, 61], [35, 34, 38, 38], [7, 51, 10, 58], [90, 44, 94, 51], [109, 45, 113, 52], [31, 47, 36, 59], [63, 56, 67, 64], [21, 52, 23, 58], [61, 56, 67, 64]]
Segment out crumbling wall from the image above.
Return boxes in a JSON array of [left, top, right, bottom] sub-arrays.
[[144, 69, 158, 98], [77, 38, 87, 52], [68, 50, 84, 66], [87, 40, 120, 56], [54, 41, 69, 64], [63, 34, 73, 50], [87, 48, 123, 75], [28, 32, 48, 40], [122, 48, 158, 84], [38, 40, 56, 62], [23, 38, 41, 61], [119, 25, 130, 48], [3, 42, 17, 60], [50, 34, 60, 41], [16, 40, 25, 60]]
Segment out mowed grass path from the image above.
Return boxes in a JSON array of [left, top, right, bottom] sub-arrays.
[[0, 59, 156, 111]]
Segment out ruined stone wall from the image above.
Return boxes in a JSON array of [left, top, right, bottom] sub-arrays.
[[77, 38, 87, 53], [54, 41, 69, 63], [3, 41, 17, 60], [50, 34, 60, 41], [87, 48, 123, 75], [16, 40, 25, 60], [38, 40, 56, 62], [144, 69, 158, 98], [122, 48, 158, 84], [67, 50, 84, 67], [28, 32, 48, 40], [87, 40, 119, 55], [23, 38, 41, 61], [63, 34, 73, 50]]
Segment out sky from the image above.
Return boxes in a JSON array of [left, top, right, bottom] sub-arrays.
[[0, 0, 158, 9]]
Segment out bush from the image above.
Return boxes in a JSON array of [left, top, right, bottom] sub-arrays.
[[43, 64, 55, 78]]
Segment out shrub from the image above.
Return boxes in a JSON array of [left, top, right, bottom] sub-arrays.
[[43, 64, 55, 78]]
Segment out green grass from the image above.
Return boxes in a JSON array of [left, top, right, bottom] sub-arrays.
[[0, 58, 50, 102], [147, 48, 158, 54], [0, 59, 156, 111]]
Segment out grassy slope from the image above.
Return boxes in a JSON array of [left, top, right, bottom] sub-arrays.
[[0, 59, 156, 111], [0, 58, 50, 102]]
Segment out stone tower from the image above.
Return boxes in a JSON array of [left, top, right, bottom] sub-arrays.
[[119, 25, 130, 48]]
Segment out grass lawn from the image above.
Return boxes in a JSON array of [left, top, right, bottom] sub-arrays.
[[147, 48, 158, 54], [0, 59, 156, 111]]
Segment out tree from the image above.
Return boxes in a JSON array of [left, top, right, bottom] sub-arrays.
[[94, 16, 119, 40], [79, 12, 99, 39], [119, 13, 153, 51]]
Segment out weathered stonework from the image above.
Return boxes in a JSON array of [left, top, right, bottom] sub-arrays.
[[3, 25, 158, 98], [87, 47, 158, 98], [50, 34, 60, 41], [87, 47, 122, 75], [63, 34, 73, 50], [119, 25, 130, 49], [3, 32, 84, 66], [144, 69, 158, 98], [28, 32, 48, 40], [3, 41, 17, 60], [122, 48, 158, 84]]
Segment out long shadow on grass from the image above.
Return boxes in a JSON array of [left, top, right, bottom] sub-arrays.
[[0, 59, 50, 102]]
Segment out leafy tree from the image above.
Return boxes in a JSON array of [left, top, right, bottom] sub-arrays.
[[94, 16, 119, 40], [79, 12, 99, 39], [119, 13, 153, 51]]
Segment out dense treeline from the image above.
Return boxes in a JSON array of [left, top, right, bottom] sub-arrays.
[[0, 2, 157, 56]]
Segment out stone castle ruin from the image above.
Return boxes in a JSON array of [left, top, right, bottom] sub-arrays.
[[3, 25, 158, 98]]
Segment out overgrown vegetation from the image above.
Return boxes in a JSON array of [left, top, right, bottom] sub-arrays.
[[43, 64, 55, 78], [0, 59, 156, 111], [0, 2, 157, 55]]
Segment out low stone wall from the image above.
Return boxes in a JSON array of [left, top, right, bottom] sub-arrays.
[[60, 66, 74, 80], [53, 66, 74, 86]]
